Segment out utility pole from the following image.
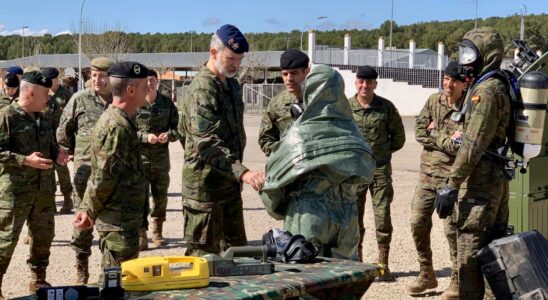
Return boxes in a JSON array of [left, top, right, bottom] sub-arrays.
[[520, 4, 526, 40]]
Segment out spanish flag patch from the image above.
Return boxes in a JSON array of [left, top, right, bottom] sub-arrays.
[[471, 95, 481, 103]]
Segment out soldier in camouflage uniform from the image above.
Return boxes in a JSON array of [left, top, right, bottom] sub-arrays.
[[0, 74, 19, 108], [57, 57, 114, 284], [258, 49, 309, 156], [179, 24, 265, 256], [74, 61, 149, 276], [348, 66, 405, 280], [42, 68, 74, 214], [435, 27, 511, 300], [135, 69, 181, 249], [406, 62, 467, 295], [0, 72, 67, 296]]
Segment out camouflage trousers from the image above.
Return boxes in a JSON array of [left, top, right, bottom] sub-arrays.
[[71, 165, 93, 260], [410, 171, 447, 265], [0, 190, 55, 275], [183, 192, 247, 256], [454, 161, 508, 299], [54, 164, 72, 194], [356, 163, 394, 252], [98, 230, 139, 275], [284, 193, 360, 260], [143, 163, 170, 222]]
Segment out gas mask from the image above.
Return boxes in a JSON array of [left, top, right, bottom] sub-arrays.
[[289, 102, 304, 120], [458, 39, 482, 79]]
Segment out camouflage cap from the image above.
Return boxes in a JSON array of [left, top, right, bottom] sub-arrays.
[[22, 71, 52, 88], [91, 57, 115, 72], [23, 66, 41, 74], [463, 27, 504, 72]]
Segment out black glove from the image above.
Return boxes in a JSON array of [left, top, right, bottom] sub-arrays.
[[435, 186, 458, 219]]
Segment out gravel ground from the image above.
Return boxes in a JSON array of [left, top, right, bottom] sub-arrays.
[[3, 115, 454, 299]]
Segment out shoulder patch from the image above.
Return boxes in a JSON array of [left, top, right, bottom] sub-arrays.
[[471, 95, 481, 103]]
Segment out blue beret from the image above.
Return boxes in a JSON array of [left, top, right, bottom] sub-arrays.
[[22, 71, 52, 88], [216, 24, 249, 54], [108, 61, 149, 79], [356, 66, 378, 80], [42, 67, 59, 79], [7, 66, 23, 75], [280, 49, 309, 69]]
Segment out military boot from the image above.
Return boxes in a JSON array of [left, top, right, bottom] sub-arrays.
[[440, 269, 459, 300], [151, 220, 166, 247], [75, 258, 89, 285], [29, 268, 51, 292], [139, 229, 148, 251], [59, 192, 73, 214], [405, 264, 438, 294], [376, 247, 395, 281]]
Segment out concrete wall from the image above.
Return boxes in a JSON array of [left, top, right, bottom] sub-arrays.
[[336, 67, 439, 116]]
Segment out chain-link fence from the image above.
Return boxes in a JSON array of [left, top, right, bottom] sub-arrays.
[[242, 83, 285, 114]]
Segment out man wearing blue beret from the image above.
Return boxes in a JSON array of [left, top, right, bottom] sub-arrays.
[[179, 24, 265, 255], [74, 61, 150, 275]]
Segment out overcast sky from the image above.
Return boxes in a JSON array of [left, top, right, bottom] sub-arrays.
[[0, 0, 546, 36]]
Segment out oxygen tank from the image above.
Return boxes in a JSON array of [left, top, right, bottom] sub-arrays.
[[514, 71, 548, 162]]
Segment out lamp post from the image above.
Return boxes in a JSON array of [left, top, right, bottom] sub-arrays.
[[78, 0, 86, 91], [21, 26, 29, 58], [300, 16, 327, 51], [389, 0, 394, 49], [474, 0, 478, 29]]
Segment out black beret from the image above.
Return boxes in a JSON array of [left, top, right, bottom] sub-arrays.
[[216, 24, 249, 54], [4, 73, 19, 88], [21, 71, 52, 88], [444, 61, 466, 82], [356, 66, 378, 80], [42, 67, 59, 79], [280, 49, 309, 70], [148, 69, 158, 78], [108, 62, 149, 79]]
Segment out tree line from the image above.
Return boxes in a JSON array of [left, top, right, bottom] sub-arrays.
[[0, 14, 545, 61]]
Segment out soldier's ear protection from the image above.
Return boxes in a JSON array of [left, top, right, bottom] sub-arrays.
[[290, 102, 304, 120]]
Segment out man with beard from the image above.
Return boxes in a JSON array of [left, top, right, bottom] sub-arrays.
[[179, 24, 265, 256]]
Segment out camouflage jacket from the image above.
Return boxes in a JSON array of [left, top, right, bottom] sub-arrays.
[[448, 77, 510, 190], [179, 66, 247, 201], [135, 92, 181, 166], [258, 90, 297, 156], [415, 92, 462, 178], [0, 101, 56, 195], [348, 94, 405, 166], [43, 86, 73, 130], [82, 106, 146, 231], [56, 88, 110, 167]]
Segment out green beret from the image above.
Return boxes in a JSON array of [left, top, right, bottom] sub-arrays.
[[108, 61, 149, 79], [91, 57, 114, 72], [22, 71, 52, 88]]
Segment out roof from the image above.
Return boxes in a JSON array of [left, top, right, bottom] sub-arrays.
[[0, 51, 285, 71]]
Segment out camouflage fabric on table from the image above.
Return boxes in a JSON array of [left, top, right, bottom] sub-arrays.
[[131, 258, 379, 299]]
